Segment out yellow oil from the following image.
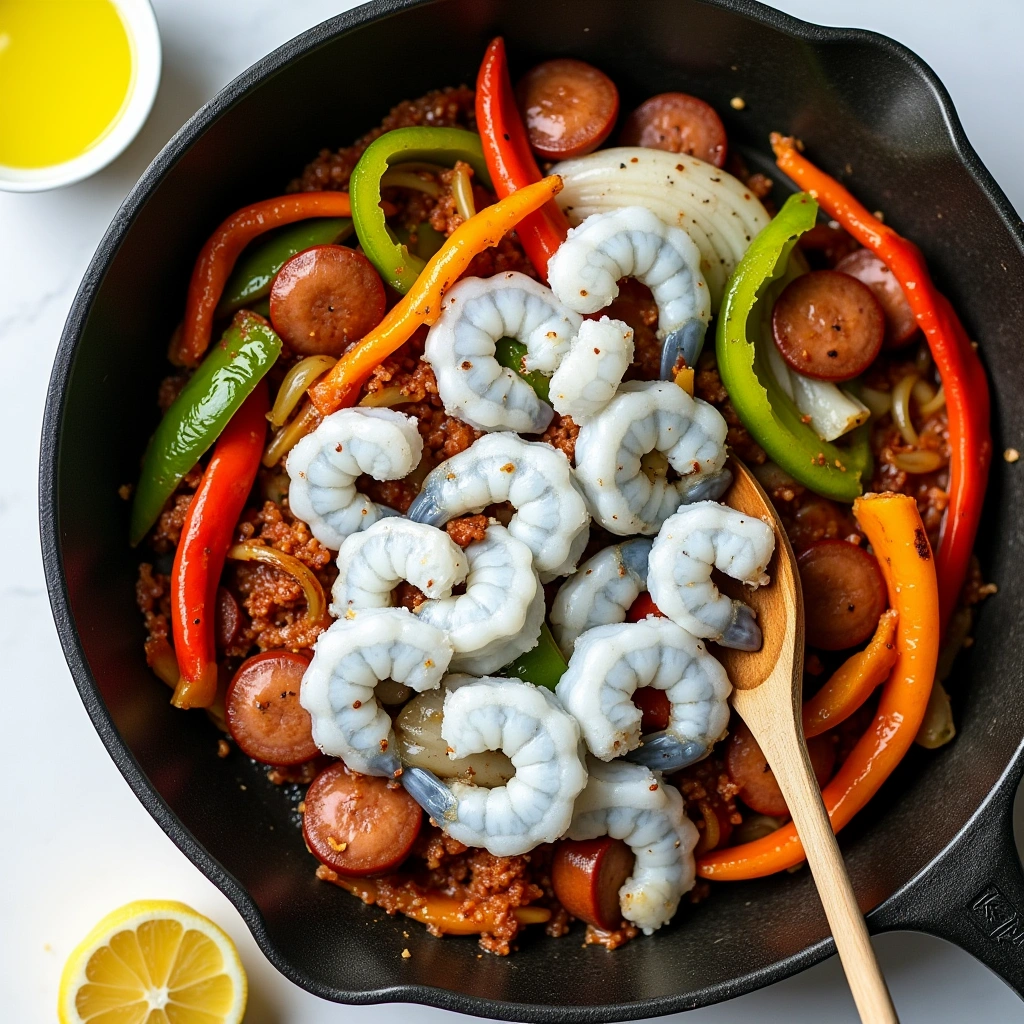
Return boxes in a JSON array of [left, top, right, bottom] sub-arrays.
[[0, 0, 135, 169]]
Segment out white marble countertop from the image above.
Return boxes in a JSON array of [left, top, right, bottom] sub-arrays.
[[4, 1, 1022, 1020]]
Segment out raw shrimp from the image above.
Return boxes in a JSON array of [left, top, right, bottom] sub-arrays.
[[568, 757, 699, 934], [573, 380, 729, 535], [300, 607, 452, 776], [418, 524, 546, 675], [400, 675, 588, 857], [407, 432, 590, 581], [424, 271, 582, 433], [286, 407, 422, 550], [548, 316, 634, 424], [551, 147, 771, 308], [555, 617, 730, 770], [549, 538, 652, 658], [547, 205, 711, 376], [648, 500, 776, 650], [330, 518, 467, 614]]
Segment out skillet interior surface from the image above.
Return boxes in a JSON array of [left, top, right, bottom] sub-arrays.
[[40, 0, 1024, 1017]]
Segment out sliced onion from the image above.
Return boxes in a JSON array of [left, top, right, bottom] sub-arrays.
[[263, 401, 320, 468], [915, 680, 956, 749], [860, 386, 892, 417], [766, 339, 869, 441], [227, 541, 328, 629], [380, 168, 441, 197], [890, 449, 945, 474], [359, 385, 415, 409], [270, 355, 336, 427], [912, 378, 936, 407], [919, 385, 947, 418], [452, 163, 476, 221], [891, 372, 919, 445]]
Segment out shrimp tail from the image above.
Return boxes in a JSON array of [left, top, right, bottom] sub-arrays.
[[623, 733, 709, 773], [401, 765, 459, 823], [660, 319, 708, 379], [720, 599, 763, 651]]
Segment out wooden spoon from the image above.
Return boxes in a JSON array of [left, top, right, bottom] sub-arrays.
[[714, 457, 899, 1024]]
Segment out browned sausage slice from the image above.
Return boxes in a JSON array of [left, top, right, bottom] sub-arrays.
[[726, 720, 836, 817], [552, 836, 635, 930], [225, 651, 318, 765], [516, 59, 619, 160], [302, 762, 422, 876], [772, 269, 885, 381], [632, 686, 670, 733], [620, 92, 727, 167], [798, 539, 888, 651], [835, 248, 918, 348], [269, 244, 386, 356]]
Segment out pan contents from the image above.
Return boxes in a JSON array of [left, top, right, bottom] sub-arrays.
[[129, 37, 992, 953]]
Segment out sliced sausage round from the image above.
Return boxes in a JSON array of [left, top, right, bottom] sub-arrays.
[[632, 686, 671, 733], [215, 586, 242, 651], [302, 762, 422, 876], [620, 92, 727, 167], [225, 651, 318, 765], [798, 539, 888, 651], [269, 244, 386, 357], [515, 58, 619, 160], [772, 269, 885, 381], [552, 836, 635, 931], [726, 720, 836, 817], [834, 248, 918, 348]]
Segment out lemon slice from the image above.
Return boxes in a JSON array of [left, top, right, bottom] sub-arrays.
[[58, 900, 247, 1024]]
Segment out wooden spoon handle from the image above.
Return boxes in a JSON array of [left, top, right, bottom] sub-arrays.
[[750, 710, 899, 1023]]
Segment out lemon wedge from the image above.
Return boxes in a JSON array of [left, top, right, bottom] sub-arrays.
[[58, 900, 247, 1024]]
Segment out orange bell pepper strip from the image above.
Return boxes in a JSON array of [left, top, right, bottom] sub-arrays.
[[174, 192, 354, 367], [317, 867, 551, 934], [308, 175, 565, 415], [771, 135, 992, 632], [802, 608, 898, 739], [475, 37, 571, 280], [698, 492, 939, 880]]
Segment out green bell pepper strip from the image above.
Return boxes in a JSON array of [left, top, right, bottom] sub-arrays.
[[715, 192, 870, 502], [494, 337, 551, 402], [130, 311, 282, 546], [503, 623, 567, 691], [349, 127, 493, 294], [215, 217, 353, 317], [393, 221, 447, 263]]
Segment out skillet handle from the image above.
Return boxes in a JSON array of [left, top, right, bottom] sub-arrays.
[[873, 780, 1024, 998]]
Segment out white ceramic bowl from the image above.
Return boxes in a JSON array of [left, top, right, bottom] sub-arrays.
[[0, 0, 161, 192]]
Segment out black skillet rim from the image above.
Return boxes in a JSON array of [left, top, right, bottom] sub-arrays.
[[38, 0, 1024, 1018]]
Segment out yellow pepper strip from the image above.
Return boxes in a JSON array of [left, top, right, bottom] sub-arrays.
[[802, 608, 899, 739], [698, 492, 939, 880], [309, 175, 564, 415], [317, 866, 551, 934]]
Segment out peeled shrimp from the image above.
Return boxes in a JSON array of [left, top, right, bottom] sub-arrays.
[[330, 518, 467, 614], [568, 758, 699, 934], [549, 538, 652, 658], [407, 432, 590, 581], [401, 675, 589, 857], [574, 380, 729, 536], [300, 607, 452, 776], [424, 271, 582, 433], [418, 524, 545, 675], [286, 407, 422, 550], [547, 206, 711, 376], [552, 147, 771, 308], [555, 617, 730, 769], [648, 500, 776, 650], [548, 316, 634, 424]]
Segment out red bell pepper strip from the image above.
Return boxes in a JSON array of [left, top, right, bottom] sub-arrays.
[[476, 37, 570, 280], [771, 135, 992, 631], [170, 381, 268, 709], [698, 492, 940, 879], [173, 193, 353, 367]]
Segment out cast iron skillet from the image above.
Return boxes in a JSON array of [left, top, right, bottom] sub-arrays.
[[39, 0, 1024, 1017]]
